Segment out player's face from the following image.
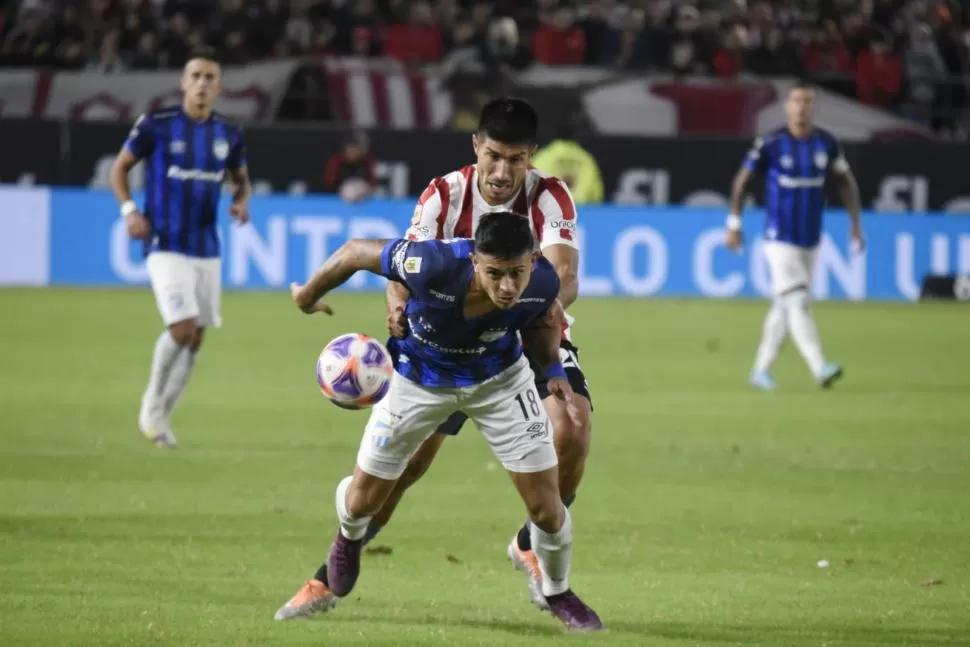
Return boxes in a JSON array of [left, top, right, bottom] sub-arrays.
[[473, 135, 535, 205], [473, 251, 540, 309], [785, 88, 815, 128], [181, 58, 222, 110]]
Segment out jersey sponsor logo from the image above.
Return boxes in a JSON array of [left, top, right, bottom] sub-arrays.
[[776, 175, 825, 189], [478, 328, 508, 342], [213, 138, 229, 161], [429, 289, 455, 302], [403, 257, 422, 273], [517, 297, 547, 304], [166, 166, 225, 182], [410, 330, 488, 355]]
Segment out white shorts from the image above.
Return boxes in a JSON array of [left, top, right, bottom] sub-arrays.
[[145, 251, 222, 328], [357, 355, 558, 480], [763, 241, 818, 296]]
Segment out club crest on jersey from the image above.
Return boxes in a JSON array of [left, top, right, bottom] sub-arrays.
[[814, 152, 828, 169], [780, 155, 794, 169], [404, 257, 422, 274], [479, 328, 508, 342], [169, 140, 186, 154], [213, 139, 229, 160]]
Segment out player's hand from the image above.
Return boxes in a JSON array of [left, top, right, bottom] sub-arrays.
[[290, 282, 334, 315], [725, 228, 744, 253], [229, 202, 249, 225], [387, 305, 408, 338], [125, 211, 151, 240], [850, 224, 866, 254], [547, 377, 582, 428]]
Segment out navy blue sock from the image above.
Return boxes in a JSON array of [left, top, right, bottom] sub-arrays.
[[517, 494, 576, 551], [314, 524, 383, 586]]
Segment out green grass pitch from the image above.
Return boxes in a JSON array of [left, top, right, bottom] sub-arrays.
[[1, 289, 968, 646]]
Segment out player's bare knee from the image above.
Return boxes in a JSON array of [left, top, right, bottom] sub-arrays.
[[529, 497, 565, 534], [190, 327, 205, 352], [346, 470, 395, 517], [168, 320, 197, 346], [549, 399, 592, 465]]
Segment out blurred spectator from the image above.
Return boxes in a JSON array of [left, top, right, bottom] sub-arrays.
[[324, 132, 377, 203], [384, 1, 444, 64], [531, 123, 604, 204], [903, 23, 947, 126], [161, 12, 191, 68], [90, 28, 125, 72], [855, 35, 903, 108], [712, 25, 749, 79], [129, 32, 161, 69], [802, 22, 852, 74], [749, 26, 803, 76], [533, 5, 585, 65], [668, 6, 708, 77]]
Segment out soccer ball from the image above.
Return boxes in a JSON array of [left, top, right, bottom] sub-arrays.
[[316, 333, 393, 410]]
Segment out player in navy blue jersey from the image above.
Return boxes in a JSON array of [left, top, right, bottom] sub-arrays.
[[109, 47, 251, 447], [726, 80, 865, 390], [281, 213, 604, 632]]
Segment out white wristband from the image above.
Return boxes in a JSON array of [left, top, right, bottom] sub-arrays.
[[726, 214, 742, 231], [121, 200, 137, 217]]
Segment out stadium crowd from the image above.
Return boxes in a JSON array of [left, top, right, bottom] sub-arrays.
[[1, 0, 968, 133]]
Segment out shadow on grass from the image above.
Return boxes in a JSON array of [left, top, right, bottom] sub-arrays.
[[319, 613, 967, 645]]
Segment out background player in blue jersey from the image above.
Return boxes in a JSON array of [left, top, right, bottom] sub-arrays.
[[726, 80, 865, 391], [282, 213, 603, 632], [109, 47, 251, 447]]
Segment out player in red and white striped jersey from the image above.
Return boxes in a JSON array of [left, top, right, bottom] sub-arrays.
[[275, 99, 597, 624]]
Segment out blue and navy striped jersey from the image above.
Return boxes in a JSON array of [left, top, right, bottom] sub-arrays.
[[379, 238, 560, 388], [124, 106, 246, 258], [743, 127, 849, 248]]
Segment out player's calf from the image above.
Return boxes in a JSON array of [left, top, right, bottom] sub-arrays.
[[328, 467, 400, 597], [167, 319, 198, 347], [547, 394, 592, 503]]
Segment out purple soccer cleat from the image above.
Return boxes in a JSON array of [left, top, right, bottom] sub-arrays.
[[545, 590, 604, 632], [326, 532, 363, 597]]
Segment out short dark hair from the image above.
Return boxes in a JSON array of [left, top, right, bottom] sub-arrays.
[[476, 98, 539, 146], [186, 46, 221, 66], [790, 79, 813, 93], [474, 212, 535, 259]]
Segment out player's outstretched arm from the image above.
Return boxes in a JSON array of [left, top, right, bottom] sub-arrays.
[[542, 245, 579, 309], [832, 165, 865, 252], [522, 299, 565, 372], [227, 166, 252, 225], [726, 166, 755, 251], [110, 149, 151, 240], [385, 282, 410, 338], [522, 299, 582, 425], [292, 239, 390, 314]]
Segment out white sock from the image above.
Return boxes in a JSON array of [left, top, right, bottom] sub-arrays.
[[530, 506, 572, 597], [784, 289, 826, 377], [141, 331, 185, 418], [753, 301, 788, 374], [162, 349, 197, 415], [335, 475, 372, 541]]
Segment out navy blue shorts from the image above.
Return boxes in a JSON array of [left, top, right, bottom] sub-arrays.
[[436, 340, 592, 436]]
